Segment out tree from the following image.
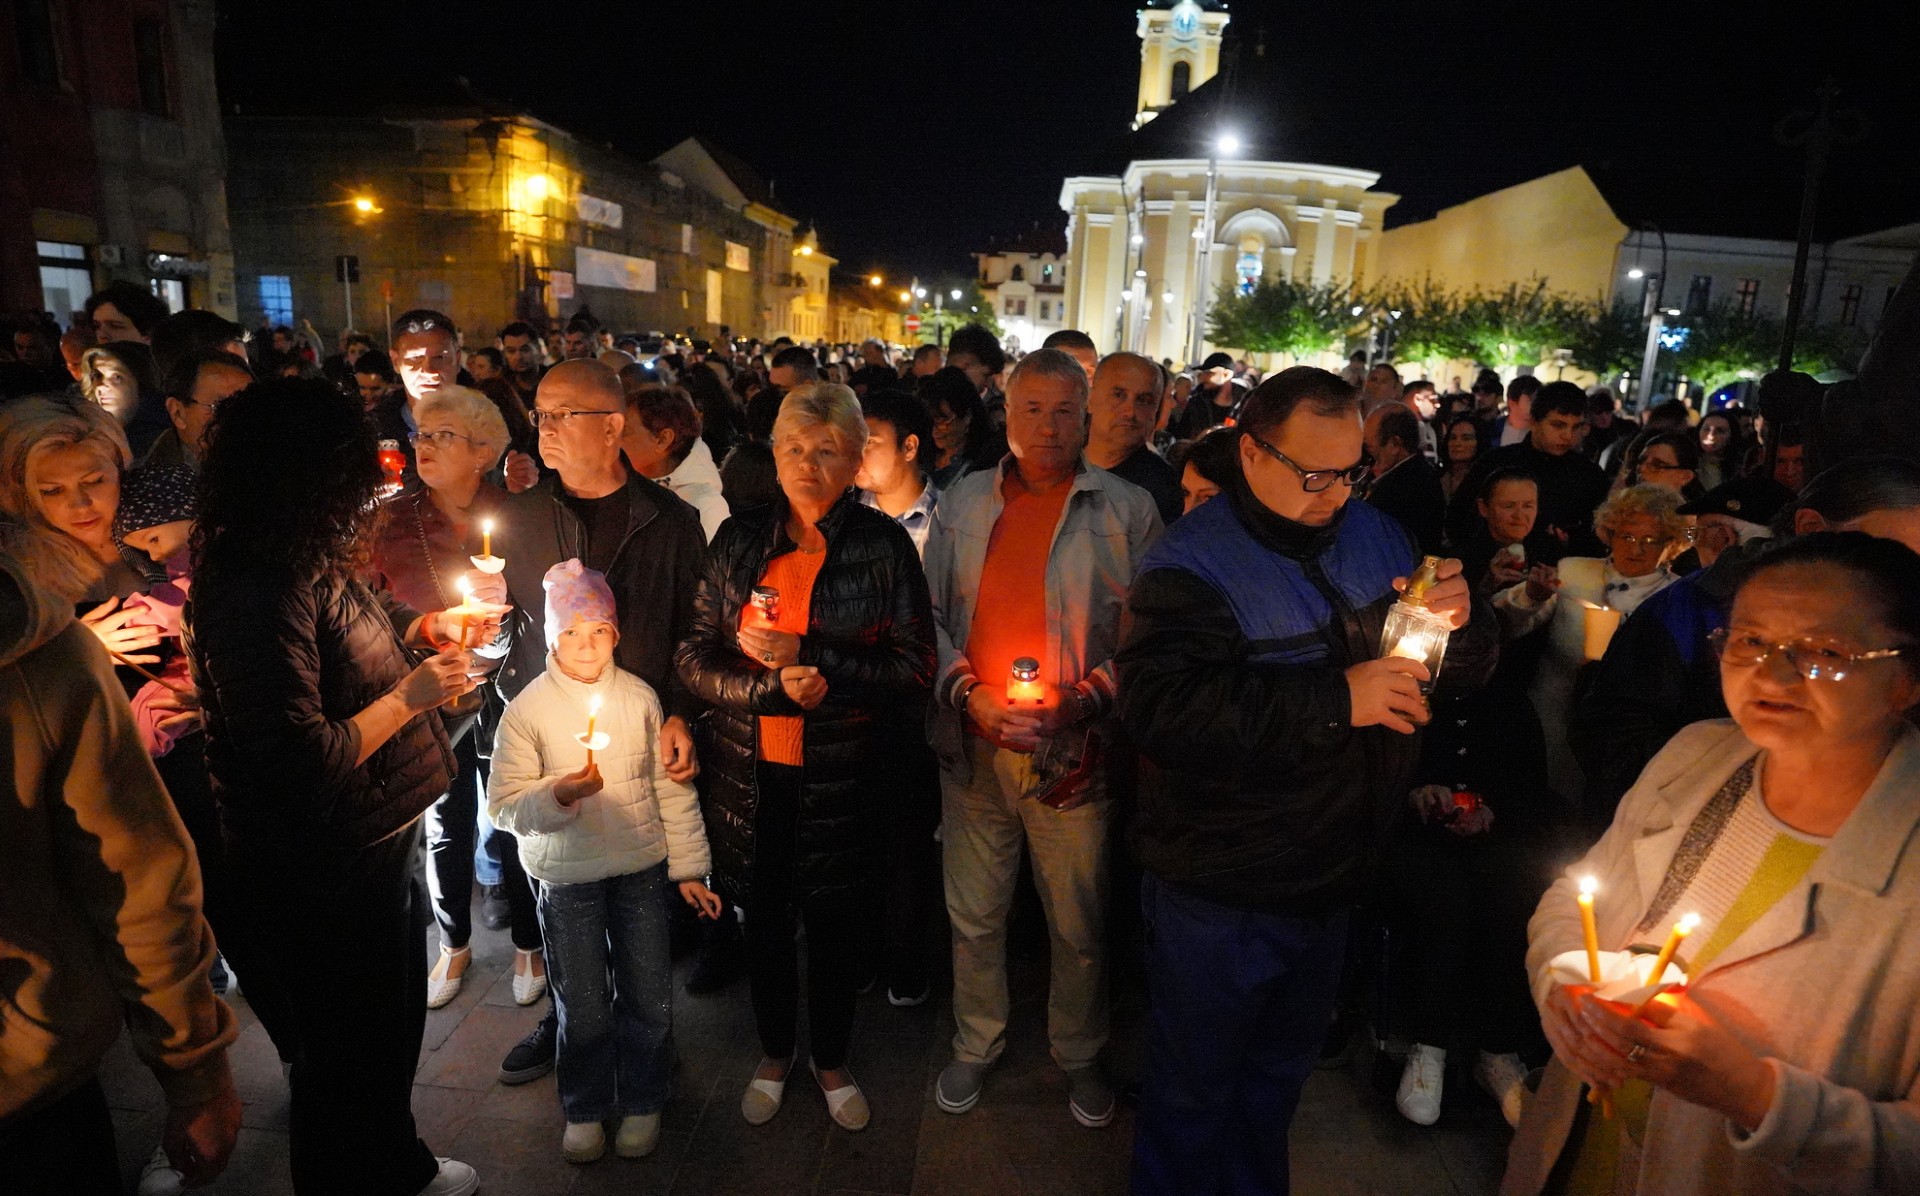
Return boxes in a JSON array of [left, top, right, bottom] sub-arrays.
[[913, 278, 1001, 346], [1207, 277, 1359, 360], [1371, 278, 1469, 367], [1453, 279, 1561, 371], [1665, 301, 1866, 394], [1555, 296, 1642, 378]]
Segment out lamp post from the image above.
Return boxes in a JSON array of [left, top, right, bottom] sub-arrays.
[[1624, 222, 1668, 411], [1638, 306, 1681, 408], [1187, 131, 1239, 365]]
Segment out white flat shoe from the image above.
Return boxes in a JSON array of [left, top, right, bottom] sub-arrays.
[[741, 1057, 792, 1125], [562, 1121, 605, 1164], [427, 945, 470, 1010], [615, 1112, 660, 1158], [812, 1063, 870, 1132], [512, 948, 547, 1006]]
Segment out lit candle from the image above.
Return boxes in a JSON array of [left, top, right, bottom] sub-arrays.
[[1577, 876, 1602, 984], [481, 518, 494, 558], [453, 576, 475, 648], [584, 694, 603, 767], [1583, 602, 1624, 662], [1645, 912, 1701, 988], [1007, 657, 1045, 705]]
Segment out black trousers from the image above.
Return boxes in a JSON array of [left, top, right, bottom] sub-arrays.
[[0, 1077, 120, 1196], [745, 762, 863, 1070], [875, 741, 941, 995], [156, 736, 298, 1061], [1384, 819, 1554, 1057], [229, 821, 440, 1196]]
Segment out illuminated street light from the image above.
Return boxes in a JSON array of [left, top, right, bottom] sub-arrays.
[[798, 244, 814, 256], [898, 290, 912, 304], [1217, 132, 1242, 155], [525, 173, 553, 199], [869, 274, 883, 286], [914, 287, 927, 298], [949, 288, 962, 300], [1130, 233, 1144, 246], [1628, 267, 1646, 279], [1352, 304, 1366, 316], [353, 196, 377, 213]]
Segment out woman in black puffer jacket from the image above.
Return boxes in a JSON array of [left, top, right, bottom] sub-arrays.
[[677, 383, 934, 1133], [188, 376, 492, 1196]]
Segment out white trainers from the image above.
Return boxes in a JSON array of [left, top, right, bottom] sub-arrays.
[[1396, 1044, 1446, 1126], [416, 1158, 479, 1195], [135, 1146, 183, 1196], [563, 1121, 606, 1164], [512, 948, 548, 1006], [615, 1113, 660, 1158], [1475, 1050, 1529, 1128]]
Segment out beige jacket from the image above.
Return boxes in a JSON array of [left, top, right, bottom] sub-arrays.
[[1504, 720, 1920, 1196], [0, 553, 234, 1118]]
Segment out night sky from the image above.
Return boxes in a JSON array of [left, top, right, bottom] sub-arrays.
[[217, 0, 1915, 286]]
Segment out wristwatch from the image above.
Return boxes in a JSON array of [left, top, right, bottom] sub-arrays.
[[1068, 687, 1095, 724]]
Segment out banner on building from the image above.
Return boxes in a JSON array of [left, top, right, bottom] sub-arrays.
[[576, 246, 656, 293], [725, 241, 751, 272], [681, 224, 694, 254], [550, 270, 575, 300], [576, 195, 623, 229], [706, 269, 723, 325]]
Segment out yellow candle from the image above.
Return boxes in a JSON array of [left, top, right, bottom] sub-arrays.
[[1645, 912, 1701, 988], [584, 694, 603, 767], [1577, 877, 1602, 983], [481, 518, 494, 558], [454, 576, 474, 647]]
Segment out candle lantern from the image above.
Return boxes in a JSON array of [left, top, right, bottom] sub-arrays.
[[1007, 657, 1045, 705], [1378, 555, 1450, 693], [749, 585, 780, 629], [377, 438, 407, 491]]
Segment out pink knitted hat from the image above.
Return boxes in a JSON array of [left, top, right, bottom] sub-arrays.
[[543, 558, 617, 648]]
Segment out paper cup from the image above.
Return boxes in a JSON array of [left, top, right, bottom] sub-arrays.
[[573, 731, 611, 752], [1549, 948, 1685, 1008], [469, 554, 506, 575]]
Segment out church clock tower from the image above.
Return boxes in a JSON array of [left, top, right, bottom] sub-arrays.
[[1133, 0, 1231, 129]]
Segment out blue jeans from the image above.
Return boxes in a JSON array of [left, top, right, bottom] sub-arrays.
[[1131, 872, 1349, 1196], [536, 863, 674, 1121]]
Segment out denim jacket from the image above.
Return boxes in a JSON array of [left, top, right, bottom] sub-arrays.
[[923, 456, 1162, 798]]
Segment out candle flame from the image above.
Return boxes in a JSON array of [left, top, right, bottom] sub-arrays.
[[1579, 875, 1597, 896], [456, 575, 472, 598], [1678, 912, 1701, 933], [588, 695, 602, 716], [482, 518, 495, 534]]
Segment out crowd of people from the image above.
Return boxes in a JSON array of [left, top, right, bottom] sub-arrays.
[[3, 280, 1919, 1196]]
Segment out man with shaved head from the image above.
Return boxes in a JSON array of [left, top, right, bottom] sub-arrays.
[[491, 357, 710, 1085], [1088, 352, 1182, 525]]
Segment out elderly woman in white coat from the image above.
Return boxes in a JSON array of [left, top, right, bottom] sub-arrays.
[[1496, 484, 1686, 804], [489, 559, 720, 1166], [1503, 532, 1920, 1196]]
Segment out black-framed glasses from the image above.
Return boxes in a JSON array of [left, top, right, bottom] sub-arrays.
[[1707, 627, 1906, 682], [409, 429, 478, 449], [1245, 433, 1371, 493], [529, 407, 619, 428]]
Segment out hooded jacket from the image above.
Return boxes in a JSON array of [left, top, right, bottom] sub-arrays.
[[659, 437, 731, 543], [0, 553, 235, 1118]]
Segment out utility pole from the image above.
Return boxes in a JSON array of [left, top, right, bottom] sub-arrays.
[[1774, 81, 1866, 372]]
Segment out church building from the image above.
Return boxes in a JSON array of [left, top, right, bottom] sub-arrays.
[[1058, 1, 1397, 365]]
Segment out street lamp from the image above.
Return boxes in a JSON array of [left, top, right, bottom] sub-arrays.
[[353, 196, 378, 214], [898, 290, 912, 304], [1188, 129, 1240, 363], [949, 288, 962, 301]]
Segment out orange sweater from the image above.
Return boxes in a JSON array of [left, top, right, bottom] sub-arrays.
[[745, 548, 827, 766], [966, 471, 1070, 749]]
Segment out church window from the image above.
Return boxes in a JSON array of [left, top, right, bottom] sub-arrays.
[[1171, 61, 1191, 99], [1011, 264, 1025, 281], [1236, 250, 1262, 296]]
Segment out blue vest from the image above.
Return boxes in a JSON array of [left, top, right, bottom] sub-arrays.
[[1140, 495, 1416, 665]]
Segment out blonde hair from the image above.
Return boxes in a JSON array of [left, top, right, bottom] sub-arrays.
[[415, 385, 509, 470], [79, 345, 134, 408], [1596, 482, 1688, 557], [0, 397, 133, 601], [774, 382, 866, 455]]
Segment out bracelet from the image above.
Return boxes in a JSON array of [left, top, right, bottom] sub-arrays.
[[956, 677, 981, 710], [1070, 688, 1096, 724]]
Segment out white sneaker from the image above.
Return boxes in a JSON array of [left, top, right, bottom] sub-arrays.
[[135, 1146, 183, 1196], [1475, 1050, 1529, 1128], [615, 1112, 660, 1157], [1396, 1044, 1446, 1126], [512, 948, 548, 1006], [563, 1121, 606, 1164], [416, 1157, 479, 1196]]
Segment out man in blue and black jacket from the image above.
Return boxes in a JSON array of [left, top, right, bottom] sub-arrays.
[[1117, 366, 1498, 1196]]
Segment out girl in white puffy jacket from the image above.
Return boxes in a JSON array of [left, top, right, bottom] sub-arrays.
[[489, 559, 720, 1165]]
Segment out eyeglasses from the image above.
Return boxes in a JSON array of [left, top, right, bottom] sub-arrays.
[[398, 318, 443, 336], [1638, 459, 1686, 475], [1245, 433, 1371, 493], [1708, 627, 1906, 682], [409, 429, 478, 449], [1610, 531, 1673, 549], [529, 407, 618, 428]]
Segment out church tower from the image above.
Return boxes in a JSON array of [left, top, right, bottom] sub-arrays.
[[1134, 0, 1231, 129]]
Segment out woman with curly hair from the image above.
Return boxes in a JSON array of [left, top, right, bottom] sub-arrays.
[[187, 375, 494, 1196], [1494, 483, 1686, 809]]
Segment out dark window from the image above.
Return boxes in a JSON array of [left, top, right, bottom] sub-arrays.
[[1686, 274, 1713, 314], [1839, 283, 1863, 327], [1010, 264, 1024, 282], [133, 19, 170, 117], [15, 0, 61, 86], [1735, 278, 1760, 317], [1170, 61, 1191, 99]]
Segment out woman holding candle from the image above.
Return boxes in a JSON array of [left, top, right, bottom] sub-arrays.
[[676, 383, 935, 1132], [1494, 484, 1685, 810], [1505, 532, 1920, 1196], [365, 385, 532, 1011], [187, 375, 490, 1196]]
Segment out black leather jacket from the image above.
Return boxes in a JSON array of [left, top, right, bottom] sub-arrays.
[[189, 565, 453, 850], [675, 492, 935, 904]]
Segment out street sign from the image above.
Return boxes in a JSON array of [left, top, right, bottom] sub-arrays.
[[335, 254, 360, 284], [905, 314, 921, 332]]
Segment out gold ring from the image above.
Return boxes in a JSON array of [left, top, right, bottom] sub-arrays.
[[1627, 1044, 1647, 1063]]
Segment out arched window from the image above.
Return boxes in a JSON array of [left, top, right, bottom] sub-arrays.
[[1170, 61, 1191, 99], [1011, 264, 1025, 281], [1042, 263, 1054, 282]]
